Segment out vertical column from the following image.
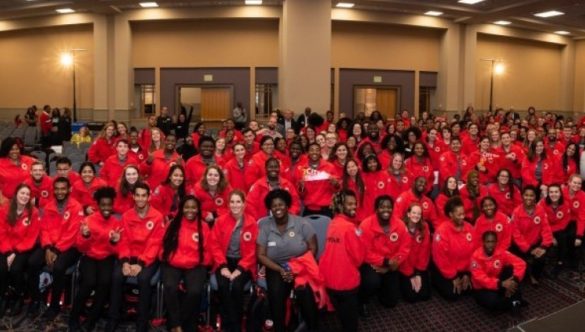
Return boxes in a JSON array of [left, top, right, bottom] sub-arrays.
[[461, 25, 477, 112], [250, 67, 256, 121], [279, 0, 331, 115], [437, 23, 464, 116], [414, 71, 420, 118], [93, 15, 109, 121], [333, 67, 340, 118], [114, 14, 133, 120], [560, 41, 575, 113]]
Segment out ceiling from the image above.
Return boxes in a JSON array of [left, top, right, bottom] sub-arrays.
[[1, 0, 584, 37]]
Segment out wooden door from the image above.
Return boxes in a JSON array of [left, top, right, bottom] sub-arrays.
[[375, 88, 397, 120], [201, 87, 231, 122]]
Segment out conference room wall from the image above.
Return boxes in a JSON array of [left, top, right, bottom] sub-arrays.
[[0, 24, 94, 110], [575, 40, 585, 113], [475, 33, 563, 112], [131, 19, 279, 68]]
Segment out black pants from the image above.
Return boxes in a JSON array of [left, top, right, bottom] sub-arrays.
[[327, 288, 359, 332], [216, 258, 250, 332], [48, 248, 80, 310], [70, 256, 115, 325], [359, 264, 400, 308], [511, 244, 545, 280], [162, 264, 207, 332], [553, 222, 580, 267], [431, 264, 470, 301], [302, 206, 333, 218], [399, 271, 431, 303], [473, 266, 522, 311], [109, 261, 158, 331], [0, 247, 44, 302], [265, 268, 318, 332]]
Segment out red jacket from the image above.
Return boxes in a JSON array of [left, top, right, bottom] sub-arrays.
[[245, 177, 300, 221], [404, 156, 434, 193], [76, 213, 121, 260], [432, 221, 475, 279], [210, 213, 257, 274], [289, 252, 331, 310], [40, 111, 52, 135], [190, 182, 232, 219], [461, 135, 480, 155], [393, 190, 438, 228], [438, 151, 469, 184], [399, 224, 431, 277], [362, 171, 389, 218], [24, 175, 53, 209], [360, 215, 411, 267], [150, 184, 181, 223], [88, 137, 116, 164], [140, 150, 183, 189], [0, 206, 40, 254], [294, 159, 339, 210], [492, 145, 524, 180], [185, 155, 217, 188], [71, 178, 108, 212], [163, 218, 211, 269], [118, 206, 165, 267], [100, 154, 139, 187], [487, 184, 522, 217], [459, 184, 488, 222], [245, 151, 290, 189], [470, 248, 526, 290], [466, 151, 502, 184], [473, 212, 512, 251], [435, 193, 451, 222], [0, 156, 36, 199], [40, 198, 84, 253], [223, 158, 250, 193], [539, 200, 572, 233], [520, 155, 560, 187], [383, 170, 414, 201], [129, 146, 148, 164], [319, 214, 365, 290], [114, 192, 135, 215], [562, 187, 585, 236], [425, 140, 447, 170], [511, 205, 553, 253]]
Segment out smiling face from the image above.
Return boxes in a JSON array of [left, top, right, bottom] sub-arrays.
[[229, 193, 245, 217], [449, 205, 465, 226], [270, 198, 288, 219], [407, 205, 422, 224], [16, 186, 31, 207], [133, 188, 149, 209], [99, 197, 114, 219], [522, 189, 537, 208], [346, 160, 358, 177], [170, 168, 184, 188], [481, 198, 496, 218], [548, 186, 561, 203], [81, 166, 95, 183], [376, 199, 393, 222], [183, 199, 199, 221], [343, 195, 357, 218], [308, 144, 321, 162], [125, 167, 139, 185], [206, 168, 221, 187], [483, 233, 497, 256]]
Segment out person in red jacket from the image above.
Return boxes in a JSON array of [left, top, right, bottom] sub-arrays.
[[160, 195, 210, 332], [71, 162, 108, 216], [140, 133, 183, 189], [473, 196, 513, 252], [471, 231, 526, 311], [466, 137, 502, 184], [295, 143, 339, 217], [398, 203, 432, 303], [40, 177, 84, 321], [435, 176, 460, 226], [24, 160, 53, 209], [361, 154, 387, 218], [540, 184, 573, 276], [521, 139, 560, 193], [210, 190, 258, 332], [0, 184, 42, 317], [393, 177, 438, 227], [54, 157, 81, 185], [150, 165, 186, 223], [191, 165, 232, 224], [107, 182, 165, 332], [246, 157, 301, 221], [438, 137, 469, 186], [404, 142, 435, 194], [431, 196, 474, 301], [99, 139, 138, 187], [185, 136, 217, 187], [0, 137, 36, 200], [69, 187, 121, 332], [87, 122, 116, 166], [511, 185, 553, 286], [114, 165, 142, 214], [494, 131, 524, 187], [223, 143, 250, 193], [319, 190, 365, 332], [359, 195, 411, 309], [563, 174, 585, 251], [459, 171, 488, 223], [383, 152, 415, 200], [341, 159, 368, 221], [487, 169, 522, 217]]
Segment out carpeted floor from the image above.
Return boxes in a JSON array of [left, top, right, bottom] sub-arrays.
[[2, 269, 584, 332]]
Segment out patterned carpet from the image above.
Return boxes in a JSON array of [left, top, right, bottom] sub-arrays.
[[1, 269, 584, 332]]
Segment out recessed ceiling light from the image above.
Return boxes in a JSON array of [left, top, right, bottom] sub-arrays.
[[494, 20, 511, 25], [139, 2, 159, 8], [55, 8, 75, 14], [458, 0, 485, 4], [336, 2, 355, 8], [245, 0, 262, 4], [424, 11, 443, 16], [555, 31, 570, 35], [534, 10, 564, 18]]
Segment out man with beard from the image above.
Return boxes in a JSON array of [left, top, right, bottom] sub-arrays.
[[393, 176, 438, 228], [185, 135, 217, 187], [257, 115, 284, 139], [357, 121, 382, 153]]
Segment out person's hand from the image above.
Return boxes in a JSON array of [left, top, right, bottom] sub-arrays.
[[387, 259, 399, 272], [502, 277, 518, 297], [80, 222, 90, 237], [85, 206, 94, 215], [461, 275, 472, 291], [230, 269, 242, 281], [531, 247, 546, 258], [45, 249, 57, 268], [146, 154, 154, 164], [122, 262, 132, 276], [7, 253, 15, 270], [410, 275, 422, 293], [553, 237, 558, 246], [575, 238, 582, 247], [372, 264, 389, 274], [109, 227, 123, 243], [131, 264, 142, 277], [280, 269, 294, 283], [452, 277, 462, 295], [328, 177, 339, 187], [205, 212, 214, 223], [506, 153, 516, 161], [477, 164, 487, 172], [220, 268, 232, 279], [298, 181, 305, 194]]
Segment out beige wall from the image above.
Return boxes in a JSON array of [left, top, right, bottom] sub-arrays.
[[475, 33, 563, 112], [0, 24, 94, 109], [331, 21, 441, 71], [131, 19, 279, 68], [575, 40, 585, 113]]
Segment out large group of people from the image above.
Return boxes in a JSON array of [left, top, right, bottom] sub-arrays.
[[0, 104, 584, 331]]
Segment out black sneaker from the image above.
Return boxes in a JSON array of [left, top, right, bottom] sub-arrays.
[[41, 306, 60, 321]]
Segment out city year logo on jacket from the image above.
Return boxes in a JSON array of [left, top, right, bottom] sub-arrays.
[[534, 216, 541, 225], [22, 217, 30, 226], [243, 231, 252, 242], [416, 234, 423, 243], [64, 211, 71, 220], [495, 223, 503, 232], [215, 198, 224, 206], [556, 211, 564, 219], [466, 233, 472, 242], [41, 190, 49, 198], [377, 181, 385, 189], [493, 259, 501, 268], [192, 232, 199, 242], [21, 163, 28, 170], [389, 232, 399, 242], [573, 201, 580, 209], [146, 220, 154, 230]]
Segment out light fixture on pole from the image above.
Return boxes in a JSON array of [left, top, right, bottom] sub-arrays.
[[480, 58, 504, 113], [60, 48, 86, 122]]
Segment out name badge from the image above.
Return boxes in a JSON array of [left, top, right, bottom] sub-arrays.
[[268, 241, 277, 247]]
